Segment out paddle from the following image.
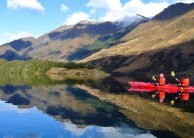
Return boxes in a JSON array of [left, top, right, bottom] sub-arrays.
[[152, 75, 159, 98], [152, 75, 159, 85], [152, 75, 156, 81], [171, 92, 182, 106], [171, 71, 178, 82]]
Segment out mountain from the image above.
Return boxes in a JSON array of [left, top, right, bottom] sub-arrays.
[[66, 19, 147, 61], [24, 20, 145, 61], [153, 2, 194, 20], [5, 37, 35, 51], [79, 3, 194, 75], [0, 17, 145, 61], [0, 37, 35, 61], [21, 21, 122, 61]]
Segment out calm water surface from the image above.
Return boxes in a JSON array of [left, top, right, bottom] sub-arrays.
[[0, 74, 193, 138], [0, 74, 156, 138]]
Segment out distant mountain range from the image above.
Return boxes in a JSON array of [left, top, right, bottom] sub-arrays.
[[1, 2, 194, 75], [0, 17, 146, 62]]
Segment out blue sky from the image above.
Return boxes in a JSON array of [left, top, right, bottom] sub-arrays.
[[0, 0, 193, 45]]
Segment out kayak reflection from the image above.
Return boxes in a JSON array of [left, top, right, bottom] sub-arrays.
[[128, 81, 192, 105]]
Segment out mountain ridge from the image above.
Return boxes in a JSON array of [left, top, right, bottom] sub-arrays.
[[0, 18, 145, 61], [79, 3, 194, 75], [153, 2, 194, 20]]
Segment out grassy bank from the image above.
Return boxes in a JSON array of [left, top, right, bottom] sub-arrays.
[[0, 59, 94, 74]]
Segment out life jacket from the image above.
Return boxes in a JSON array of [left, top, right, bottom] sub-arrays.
[[158, 91, 165, 99], [179, 93, 189, 101], [179, 77, 189, 87], [158, 91, 165, 103], [158, 77, 165, 85]]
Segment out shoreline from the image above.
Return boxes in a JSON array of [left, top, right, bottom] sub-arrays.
[[45, 67, 109, 80]]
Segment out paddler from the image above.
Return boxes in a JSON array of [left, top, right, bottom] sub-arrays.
[[179, 92, 189, 101], [171, 92, 190, 106], [157, 73, 166, 85], [178, 74, 190, 87], [152, 90, 166, 103], [157, 91, 165, 103]]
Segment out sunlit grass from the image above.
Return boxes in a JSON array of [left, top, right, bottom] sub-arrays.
[[0, 59, 94, 74]]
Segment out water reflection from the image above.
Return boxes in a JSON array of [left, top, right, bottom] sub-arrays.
[[1, 73, 193, 138], [128, 81, 194, 110], [0, 75, 156, 138], [0, 98, 155, 138]]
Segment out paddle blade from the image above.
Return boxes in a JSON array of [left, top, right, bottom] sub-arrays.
[[152, 76, 155, 80], [170, 100, 175, 106], [171, 71, 175, 77]]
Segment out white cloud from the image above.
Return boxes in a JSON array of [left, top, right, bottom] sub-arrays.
[[0, 100, 30, 113], [87, 0, 122, 11], [87, 0, 169, 22], [7, 0, 44, 12], [0, 32, 33, 45], [64, 12, 92, 25], [123, 0, 169, 17], [175, 0, 194, 3], [61, 4, 69, 13], [63, 121, 157, 138]]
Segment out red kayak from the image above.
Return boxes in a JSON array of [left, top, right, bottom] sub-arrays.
[[128, 81, 194, 93]]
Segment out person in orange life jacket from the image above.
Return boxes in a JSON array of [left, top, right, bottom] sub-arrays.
[[178, 75, 190, 87], [157, 73, 166, 85], [174, 92, 189, 101], [171, 92, 189, 105], [157, 91, 165, 103], [179, 92, 189, 101]]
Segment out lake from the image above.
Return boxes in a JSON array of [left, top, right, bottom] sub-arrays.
[[0, 74, 193, 138]]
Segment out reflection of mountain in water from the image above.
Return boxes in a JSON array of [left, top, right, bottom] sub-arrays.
[[0, 77, 183, 138], [0, 84, 30, 94], [0, 84, 138, 128], [0, 100, 155, 138], [7, 94, 30, 105], [45, 86, 135, 126]]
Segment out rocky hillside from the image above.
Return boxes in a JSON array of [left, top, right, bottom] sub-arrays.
[[79, 3, 194, 75], [23, 21, 124, 61], [0, 19, 145, 61]]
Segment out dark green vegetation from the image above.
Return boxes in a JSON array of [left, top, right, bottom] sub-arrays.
[[0, 59, 94, 74]]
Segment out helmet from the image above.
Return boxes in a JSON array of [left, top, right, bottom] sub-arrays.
[[159, 98, 164, 103], [160, 73, 164, 77]]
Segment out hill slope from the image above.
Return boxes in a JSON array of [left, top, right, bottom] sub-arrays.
[[79, 3, 194, 75], [0, 37, 35, 60], [22, 21, 123, 61], [0, 19, 145, 61]]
